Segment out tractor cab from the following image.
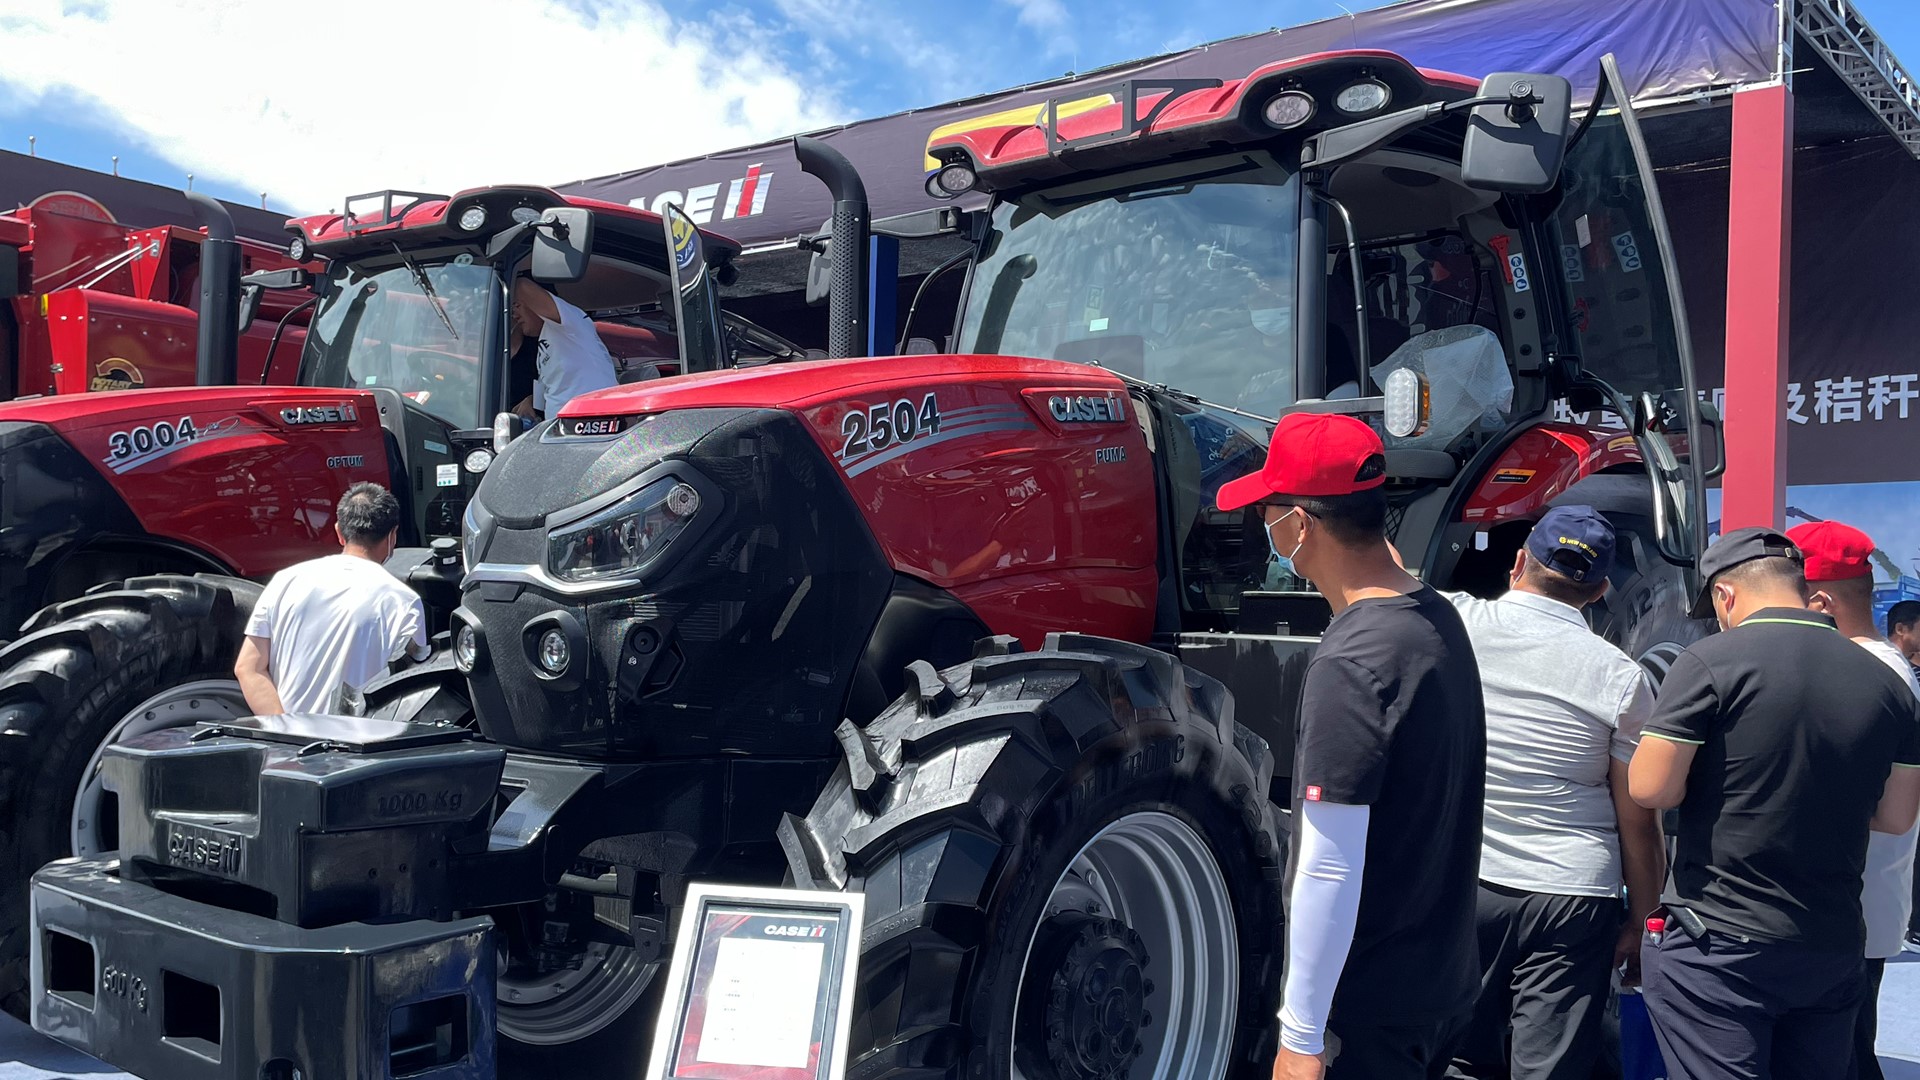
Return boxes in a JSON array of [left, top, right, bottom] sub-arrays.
[[930, 53, 1715, 652], [279, 187, 798, 545]]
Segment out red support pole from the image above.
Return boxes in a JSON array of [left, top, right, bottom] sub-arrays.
[[1718, 83, 1794, 531]]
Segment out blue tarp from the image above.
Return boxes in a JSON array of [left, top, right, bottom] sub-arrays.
[[558, 0, 1780, 247]]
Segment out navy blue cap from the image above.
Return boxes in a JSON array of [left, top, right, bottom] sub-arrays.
[[1526, 505, 1616, 585]]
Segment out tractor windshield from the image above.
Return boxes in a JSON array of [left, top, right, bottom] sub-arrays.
[[298, 258, 499, 428], [957, 159, 1300, 416]]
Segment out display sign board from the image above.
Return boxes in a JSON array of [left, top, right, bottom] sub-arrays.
[[645, 884, 865, 1080]]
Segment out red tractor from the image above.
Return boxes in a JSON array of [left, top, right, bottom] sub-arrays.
[[0, 188, 789, 1014], [24, 53, 1716, 1080], [0, 193, 320, 627]]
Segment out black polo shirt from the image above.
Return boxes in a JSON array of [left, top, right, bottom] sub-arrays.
[[1291, 585, 1486, 1025], [1645, 608, 1920, 950]]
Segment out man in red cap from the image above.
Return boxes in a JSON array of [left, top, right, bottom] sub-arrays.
[[1218, 414, 1486, 1080], [1792, 521, 1920, 1080]]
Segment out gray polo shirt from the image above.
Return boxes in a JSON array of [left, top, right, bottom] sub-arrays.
[[1445, 590, 1654, 897]]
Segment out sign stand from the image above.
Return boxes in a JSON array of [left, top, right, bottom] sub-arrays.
[[644, 884, 865, 1080]]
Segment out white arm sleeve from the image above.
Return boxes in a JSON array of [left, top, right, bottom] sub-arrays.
[[1277, 800, 1371, 1055]]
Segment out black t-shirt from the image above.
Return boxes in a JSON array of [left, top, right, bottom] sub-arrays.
[[1290, 585, 1486, 1024], [1645, 608, 1920, 950]]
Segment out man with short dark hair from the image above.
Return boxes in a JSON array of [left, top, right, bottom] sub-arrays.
[[1791, 521, 1920, 1080], [507, 276, 618, 419], [1889, 600, 1920, 669], [1629, 527, 1920, 1080], [1216, 413, 1485, 1080], [1445, 506, 1666, 1080], [234, 482, 430, 715]]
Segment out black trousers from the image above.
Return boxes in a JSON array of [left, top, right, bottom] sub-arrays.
[[1446, 882, 1622, 1080], [1642, 925, 1865, 1080], [1327, 1015, 1463, 1080], [1846, 957, 1886, 1080]]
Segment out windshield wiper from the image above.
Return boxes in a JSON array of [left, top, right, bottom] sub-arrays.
[[391, 244, 460, 341], [1093, 364, 1277, 427]]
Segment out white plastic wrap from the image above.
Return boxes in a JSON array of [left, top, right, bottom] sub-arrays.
[[1370, 325, 1514, 450]]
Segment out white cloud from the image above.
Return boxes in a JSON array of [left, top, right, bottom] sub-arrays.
[[1002, 0, 1069, 33], [0, 0, 847, 213]]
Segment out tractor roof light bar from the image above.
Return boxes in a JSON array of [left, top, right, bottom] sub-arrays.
[[1042, 78, 1226, 154], [1794, 0, 1920, 160], [341, 190, 452, 233]]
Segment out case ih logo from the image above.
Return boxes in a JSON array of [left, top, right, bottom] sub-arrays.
[[627, 163, 772, 225], [763, 923, 827, 939], [281, 403, 358, 425], [1048, 394, 1126, 423]]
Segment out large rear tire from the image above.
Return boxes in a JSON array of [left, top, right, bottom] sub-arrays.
[[0, 574, 259, 1020], [781, 633, 1287, 1080]]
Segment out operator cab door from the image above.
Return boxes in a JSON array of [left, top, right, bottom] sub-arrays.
[[659, 203, 728, 376], [1544, 55, 1716, 596]]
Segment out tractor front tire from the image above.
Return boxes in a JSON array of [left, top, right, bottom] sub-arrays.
[[0, 574, 259, 1020], [782, 633, 1288, 1080]]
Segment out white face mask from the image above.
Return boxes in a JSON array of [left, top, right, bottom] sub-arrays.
[[1265, 507, 1307, 577]]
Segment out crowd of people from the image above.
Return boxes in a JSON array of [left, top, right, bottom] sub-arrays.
[[234, 407, 1918, 1080], [1218, 414, 1920, 1080]]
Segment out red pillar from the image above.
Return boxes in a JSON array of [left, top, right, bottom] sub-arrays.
[[1718, 83, 1793, 531]]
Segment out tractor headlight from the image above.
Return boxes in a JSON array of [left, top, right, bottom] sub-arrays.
[[546, 478, 702, 584], [1262, 91, 1316, 130], [453, 622, 480, 673], [536, 628, 569, 675], [288, 235, 307, 262], [1334, 79, 1391, 115], [927, 162, 978, 199], [457, 205, 488, 232]]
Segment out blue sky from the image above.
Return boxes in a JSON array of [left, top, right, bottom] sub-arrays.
[[3, 0, 1919, 215]]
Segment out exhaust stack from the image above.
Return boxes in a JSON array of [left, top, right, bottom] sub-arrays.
[[187, 191, 240, 386], [794, 137, 870, 359]]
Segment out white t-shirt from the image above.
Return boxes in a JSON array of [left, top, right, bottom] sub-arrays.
[[245, 553, 429, 715], [1446, 589, 1654, 897], [1858, 635, 1920, 959], [531, 294, 618, 415]]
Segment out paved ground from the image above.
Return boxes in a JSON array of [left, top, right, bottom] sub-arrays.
[[3, 952, 1918, 1078]]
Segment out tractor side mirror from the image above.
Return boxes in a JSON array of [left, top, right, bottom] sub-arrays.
[[530, 207, 593, 283], [803, 217, 833, 307], [237, 283, 265, 334], [493, 411, 520, 454], [1460, 72, 1573, 194]]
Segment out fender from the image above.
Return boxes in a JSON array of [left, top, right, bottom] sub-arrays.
[[1461, 421, 1644, 527], [0, 386, 389, 582]]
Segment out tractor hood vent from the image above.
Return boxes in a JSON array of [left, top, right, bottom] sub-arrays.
[[481, 408, 760, 528]]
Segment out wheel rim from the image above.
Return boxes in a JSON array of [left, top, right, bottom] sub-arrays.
[[70, 679, 249, 858], [1012, 811, 1238, 1080], [496, 940, 657, 1046], [1638, 640, 1688, 685]]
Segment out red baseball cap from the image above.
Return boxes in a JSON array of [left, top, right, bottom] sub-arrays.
[[1216, 413, 1386, 511], [1786, 520, 1876, 582]]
